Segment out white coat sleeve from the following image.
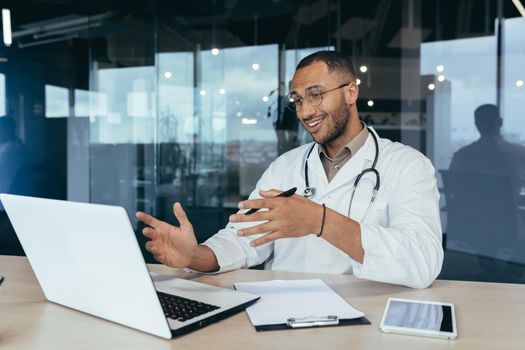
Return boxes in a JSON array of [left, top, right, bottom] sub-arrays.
[[200, 164, 276, 273], [352, 155, 444, 288]]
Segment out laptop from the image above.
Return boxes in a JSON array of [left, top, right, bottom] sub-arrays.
[[0, 194, 259, 339]]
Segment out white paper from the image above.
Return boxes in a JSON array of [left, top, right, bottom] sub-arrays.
[[233, 279, 364, 326]]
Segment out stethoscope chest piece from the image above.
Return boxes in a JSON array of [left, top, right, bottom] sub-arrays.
[[303, 187, 315, 198]]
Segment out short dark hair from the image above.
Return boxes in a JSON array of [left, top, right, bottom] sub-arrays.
[[296, 51, 356, 80], [474, 104, 501, 136], [474, 104, 499, 122]]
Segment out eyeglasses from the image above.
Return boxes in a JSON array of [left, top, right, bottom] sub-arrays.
[[285, 82, 351, 111]]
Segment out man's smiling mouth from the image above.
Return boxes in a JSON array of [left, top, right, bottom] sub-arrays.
[[304, 116, 325, 131]]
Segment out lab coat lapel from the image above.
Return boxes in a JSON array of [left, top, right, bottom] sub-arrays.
[[324, 131, 376, 196]]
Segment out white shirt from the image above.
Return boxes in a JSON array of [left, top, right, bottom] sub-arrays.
[[203, 128, 443, 288]]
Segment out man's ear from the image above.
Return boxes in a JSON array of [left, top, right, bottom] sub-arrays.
[[344, 82, 359, 105]]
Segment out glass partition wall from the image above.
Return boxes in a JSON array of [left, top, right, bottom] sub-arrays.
[[1, 0, 524, 283]]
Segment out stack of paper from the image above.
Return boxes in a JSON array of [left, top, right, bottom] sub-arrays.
[[234, 279, 365, 327]]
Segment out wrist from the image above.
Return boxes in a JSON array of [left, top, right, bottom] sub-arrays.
[[187, 243, 199, 266], [314, 203, 327, 237], [188, 245, 220, 272]]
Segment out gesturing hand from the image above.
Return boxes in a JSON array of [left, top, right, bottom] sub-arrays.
[[135, 202, 197, 268], [228, 189, 324, 247]]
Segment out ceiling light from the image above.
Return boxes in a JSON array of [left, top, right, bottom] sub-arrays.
[[242, 118, 257, 125], [2, 9, 12, 47], [262, 96, 269, 102], [236, 112, 242, 117], [219, 88, 226, 94], [516, 80, 524, 87], [252, 63, 260, 70], [367, 100, 374, 107], [436, 65, 444, 72], [200, 89, 207, 96], [359, 65, 368, 73], [163, 71, 172, 79], [356, 78, 361, 85], [511, 0, 525, 19], [428, 83, 435, 91], [437, 75, 445, 82], [211, 48, 220, 56]]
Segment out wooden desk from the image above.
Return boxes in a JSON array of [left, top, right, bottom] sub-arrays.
[[1, 255, 524, 349]]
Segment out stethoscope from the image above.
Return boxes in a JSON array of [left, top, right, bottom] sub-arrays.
[[303, 127, 380, 217]]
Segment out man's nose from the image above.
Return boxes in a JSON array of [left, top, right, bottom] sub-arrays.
[[298, 101, 317, 119]]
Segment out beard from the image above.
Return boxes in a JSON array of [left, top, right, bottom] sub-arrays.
[[310, 103, 351, 146]]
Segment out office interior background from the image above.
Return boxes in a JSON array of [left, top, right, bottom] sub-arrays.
[[0, 0, 524, 283]]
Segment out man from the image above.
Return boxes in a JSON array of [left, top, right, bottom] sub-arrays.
[[447, 104, 525, 264], [137, 51, 443, 288]]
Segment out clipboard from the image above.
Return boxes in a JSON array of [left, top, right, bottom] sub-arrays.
[[234, 279, 371, 331], [254, 315, 371, 331]]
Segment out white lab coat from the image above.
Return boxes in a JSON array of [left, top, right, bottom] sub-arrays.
[[203, 128, 443, 288]]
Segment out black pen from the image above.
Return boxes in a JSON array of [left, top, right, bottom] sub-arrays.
[[244, 187, 297, 215]]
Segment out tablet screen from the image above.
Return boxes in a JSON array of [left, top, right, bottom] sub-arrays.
[[383, 300, 453, 333]]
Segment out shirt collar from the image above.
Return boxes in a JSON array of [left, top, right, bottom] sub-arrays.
[[318, 121, 369, 160]]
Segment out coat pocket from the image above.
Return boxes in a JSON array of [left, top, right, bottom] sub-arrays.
[[349, 200, 388, 225]]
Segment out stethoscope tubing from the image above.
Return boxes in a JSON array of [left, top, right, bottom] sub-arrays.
[[302, 127, 381, 217]]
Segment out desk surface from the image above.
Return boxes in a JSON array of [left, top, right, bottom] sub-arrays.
[[1, 255, 524, 350]]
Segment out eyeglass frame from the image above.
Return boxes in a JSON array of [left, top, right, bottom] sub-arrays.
[[286, 82, 353, 111]]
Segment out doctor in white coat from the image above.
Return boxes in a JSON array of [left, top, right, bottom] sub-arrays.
[[136, 51, 443, 289]]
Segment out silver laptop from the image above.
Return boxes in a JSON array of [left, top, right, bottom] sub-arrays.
[[0, 194, 259, 339]]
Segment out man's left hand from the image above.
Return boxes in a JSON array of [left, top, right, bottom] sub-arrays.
[[229, 189, 323, 247]]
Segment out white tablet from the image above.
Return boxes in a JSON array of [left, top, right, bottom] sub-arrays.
[[379, 298, 457, 340]]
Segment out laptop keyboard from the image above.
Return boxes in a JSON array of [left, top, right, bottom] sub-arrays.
[[157, 291, 221, 322]]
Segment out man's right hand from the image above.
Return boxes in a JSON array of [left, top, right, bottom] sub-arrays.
[[136, 202, 197, 269]]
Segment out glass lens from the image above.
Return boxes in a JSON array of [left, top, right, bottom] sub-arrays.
[[306, 90, 324, 107], [285, 94, 298, 112]]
